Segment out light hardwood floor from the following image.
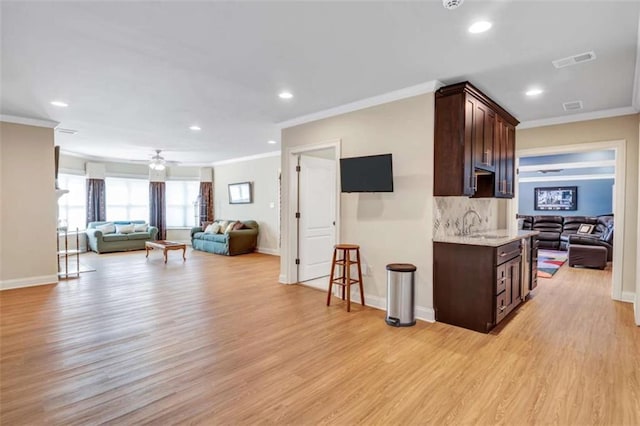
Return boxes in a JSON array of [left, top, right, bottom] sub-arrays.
[[1, 250, 638, 425]]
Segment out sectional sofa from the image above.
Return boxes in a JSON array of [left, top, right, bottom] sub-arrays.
[[517, 214, 614, 260]]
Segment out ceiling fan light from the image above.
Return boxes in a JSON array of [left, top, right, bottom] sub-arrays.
[[149, 149, 167, 170], [149, 158, 165, 170], [149, 162, 165, 171]]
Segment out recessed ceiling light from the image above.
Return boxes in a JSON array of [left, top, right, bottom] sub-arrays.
[[468, 21, 492, 34], [189, 125, 201, 131], [267, 140, 277, 144], [526, 88, 543, 97], [50, 101, 68, 107], [278, 91, 293, 99]]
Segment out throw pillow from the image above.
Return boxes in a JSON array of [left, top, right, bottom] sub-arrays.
[[232, 221, 244, 230], [218, 221, 229, 234], [211, 223, 221, 234], [96, 223, 115, 234], [133, 223, 148, 232], [201, 221, 213, 229], [204, 224, 215, 234], [224, 222, 236, 234], [115, 224, 135, 234], [576, 224, 595, 235]]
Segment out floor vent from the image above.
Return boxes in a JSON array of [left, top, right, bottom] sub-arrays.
[[562, 100, 584, 111], [552, 51, 596, 69]]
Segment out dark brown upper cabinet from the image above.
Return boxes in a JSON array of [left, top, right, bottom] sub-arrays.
[[434, 82, 519, 198]]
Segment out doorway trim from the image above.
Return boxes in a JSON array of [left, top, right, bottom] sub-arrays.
[[509, 139, 626, 302], [282, 139, 341, 284]]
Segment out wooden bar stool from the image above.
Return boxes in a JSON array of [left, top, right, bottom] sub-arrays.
[[326, 244, 364, 312]]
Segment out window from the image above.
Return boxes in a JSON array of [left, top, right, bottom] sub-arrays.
[[166, 181, 200, 227], [57, 174, 86, 230], [105, 177, 149, 221]]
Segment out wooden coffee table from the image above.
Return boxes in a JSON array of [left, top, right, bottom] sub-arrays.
[[145, 240, 186, 263]]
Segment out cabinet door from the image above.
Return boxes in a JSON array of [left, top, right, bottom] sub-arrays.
[[509, 257, 521, 304], [463, 97, 476, 196], [472, 102, 496, 172], [494, 116, 509, 198], [505, 124, 516, 198], [530, 237, 539, 290]]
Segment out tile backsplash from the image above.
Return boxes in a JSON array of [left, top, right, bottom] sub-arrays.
[[433, 197, 500, 238]]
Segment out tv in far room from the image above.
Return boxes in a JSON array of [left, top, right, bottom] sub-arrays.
[[340, 153, 393, 193], [534, 186, 577, 211]]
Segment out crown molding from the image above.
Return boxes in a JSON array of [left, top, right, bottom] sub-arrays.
[[59, 149, 213, 168], [277, 80, 444, 129], [212, 150, 281, 167], [518, 106, 638, 130], [519, 174, 615, 183], [519, 160, 616, 172], [0, 114, 59, 129]]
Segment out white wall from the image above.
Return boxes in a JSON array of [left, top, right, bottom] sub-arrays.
[[214, 154, 281, 255], [281, 93, 435, 321], [1, 121, 58, 289]]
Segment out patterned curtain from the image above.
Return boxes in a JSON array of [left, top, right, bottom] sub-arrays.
[[199, 181, 213, 224], [149, 182, 166, 240], [86, 178, 106, 225]]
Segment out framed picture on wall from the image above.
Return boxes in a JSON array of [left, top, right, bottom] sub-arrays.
[[534, 186, 577, 211], [228, 182, 252, 204]]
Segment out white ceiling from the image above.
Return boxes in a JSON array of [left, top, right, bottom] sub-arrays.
[[1, 1, 639, 165]]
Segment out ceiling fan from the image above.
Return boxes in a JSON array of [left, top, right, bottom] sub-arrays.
[[148, 149, 179, 170]]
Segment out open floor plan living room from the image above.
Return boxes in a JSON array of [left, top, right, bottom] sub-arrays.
[[1, 1, 639, 425]]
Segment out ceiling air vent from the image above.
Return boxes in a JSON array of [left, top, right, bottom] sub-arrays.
[[562, 100, 583, 111], [552, 51, 596, 69], [442, 0, 464, 10], [56, 128, 78, 135]]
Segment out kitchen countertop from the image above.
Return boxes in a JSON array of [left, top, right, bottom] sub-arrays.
[[433, 229, 539, 247]]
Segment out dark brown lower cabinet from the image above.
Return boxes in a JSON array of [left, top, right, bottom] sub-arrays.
[[530, 236, 539, 291], [434, 240, 523, 333]]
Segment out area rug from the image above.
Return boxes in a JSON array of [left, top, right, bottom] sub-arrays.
[[537, 249, 568, 278]]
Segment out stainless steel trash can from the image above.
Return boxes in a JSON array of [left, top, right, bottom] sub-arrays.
[[385, 263, 416, 327]]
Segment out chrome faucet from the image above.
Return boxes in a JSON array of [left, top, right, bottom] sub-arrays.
[[462, 209, 482, 235]]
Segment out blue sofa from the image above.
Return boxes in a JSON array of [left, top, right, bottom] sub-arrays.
[[191, 220, 259, 255], [86, 220, 159, 254]]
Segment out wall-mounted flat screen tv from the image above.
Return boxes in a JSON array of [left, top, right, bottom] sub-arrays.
[[534, 186, 577, 211], [340, 154, 393, 193]]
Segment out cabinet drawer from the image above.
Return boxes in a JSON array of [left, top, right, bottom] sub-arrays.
[[496, 263, 507, 294], [496, 240, 521, 264], [496, 292, 507, 324]]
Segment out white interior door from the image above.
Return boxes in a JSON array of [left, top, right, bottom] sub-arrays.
[[298, 155, 336, 282]]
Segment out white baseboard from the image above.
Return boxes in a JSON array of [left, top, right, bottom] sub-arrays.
[[278, 274, 290, 284], [415, 306, 436, 323], [620, 291, 635, 303], [0, 274, 58, 291], [338, 287, 435, 323], [256, 247, 280, 256]]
